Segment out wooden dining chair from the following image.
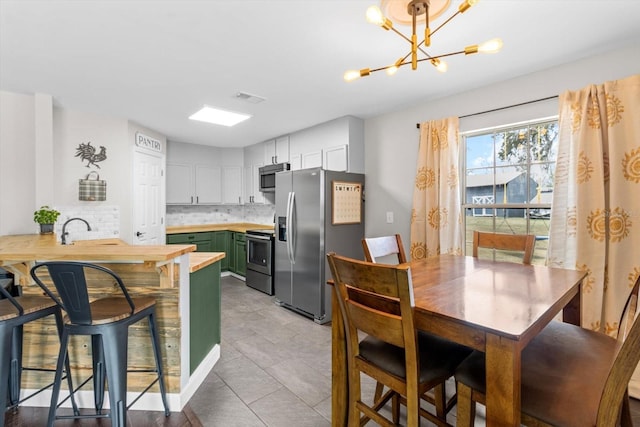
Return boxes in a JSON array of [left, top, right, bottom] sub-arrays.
[[362, 234, 407, 264], [327, 252, 472, 427], [455, 274, 640, 427], [472, 231, 536, 264]]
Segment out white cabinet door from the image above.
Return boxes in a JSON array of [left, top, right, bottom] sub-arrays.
[[302, 151, 322, 169], [166, 163, 193, 204], [195, 165, 222, 204], [244, 163, 264, 204], [323, 144, 348, 171], [265, 135, 290, 164], [222, 166, 243, 204], [289, 153, 302, 171]]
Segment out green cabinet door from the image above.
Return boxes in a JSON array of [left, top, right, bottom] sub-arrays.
[[167, 232, 213, 252], [232, 232, 246, 276], [212, 231, 230, 271]]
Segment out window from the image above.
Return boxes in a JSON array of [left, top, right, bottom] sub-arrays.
[[462, 118, 558, 264]]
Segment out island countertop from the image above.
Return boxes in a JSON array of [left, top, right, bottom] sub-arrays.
[[0, 233, 196, 263]]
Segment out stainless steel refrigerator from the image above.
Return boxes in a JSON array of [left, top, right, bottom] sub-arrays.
[[274, 168, 365, 324]]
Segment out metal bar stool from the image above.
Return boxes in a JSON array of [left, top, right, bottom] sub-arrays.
[[30, 261, 170, 427], [1, 279, 78, 427]]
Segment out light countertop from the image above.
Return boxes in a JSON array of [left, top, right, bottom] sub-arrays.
[[0, 233, 195, 263], [166, 222, 274, 234]]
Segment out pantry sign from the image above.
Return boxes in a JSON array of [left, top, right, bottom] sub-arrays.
[[135, 132, 162, 153]]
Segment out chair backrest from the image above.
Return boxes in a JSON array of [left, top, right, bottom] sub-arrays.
[[30, 261, 135, 325], [326, 252, 417, 365], [472, 231, 535, 264], [362, 234, 407, 264], [617, 275, 640, 343], [598, 274, 640, 425]]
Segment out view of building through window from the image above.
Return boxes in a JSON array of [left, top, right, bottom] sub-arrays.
[[462, 118, 559, 264]]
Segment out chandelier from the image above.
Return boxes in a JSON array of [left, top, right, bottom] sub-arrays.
[[344, 0, 502, 81]]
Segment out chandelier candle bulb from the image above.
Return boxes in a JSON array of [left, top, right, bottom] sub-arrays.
[[478, 38, 503, 53], [459, 0, 478, 13]]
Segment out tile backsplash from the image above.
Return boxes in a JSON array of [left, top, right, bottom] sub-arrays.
[[53, 205, 120, 243], [47, 204, 276, 244], [166, 204, 276, 226]]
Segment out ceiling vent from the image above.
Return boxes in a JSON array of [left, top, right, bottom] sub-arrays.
[[235, 92, 266, 104]]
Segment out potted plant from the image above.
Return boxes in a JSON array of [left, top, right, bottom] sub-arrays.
[[33, 205, 61, 234]]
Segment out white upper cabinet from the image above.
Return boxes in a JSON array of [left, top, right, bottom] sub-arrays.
[[166, 163, 194, 204], [323, 144, 348, 172], [264, 135, 289, 165], [222, 166, 243, 204], [288, 116, 363, 172], [195, 165, 222, 204], [166, 141, 243, 205], [243, 143, 265, 204]]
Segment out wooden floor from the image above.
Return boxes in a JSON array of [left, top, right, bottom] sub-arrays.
[[3, 404, 203, 426]]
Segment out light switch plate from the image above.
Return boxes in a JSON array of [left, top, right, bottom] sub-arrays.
[[386, 211, 394, 223]]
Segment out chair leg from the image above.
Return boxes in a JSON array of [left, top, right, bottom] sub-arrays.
[[456, 382, 475, 427], [433, 382, 446, 418], [1, 325, 13, 427], [148, 311, 170, 416], [373, 381, 384, 403], [92, 334, 106, 413], [47, 329, 71, 427], [9, 325, 23, 406], [52, 310, 79, 416], [101, 327, 129, 427]]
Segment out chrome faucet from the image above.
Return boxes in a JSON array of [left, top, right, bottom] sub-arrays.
[[61, 217, 92, 245]]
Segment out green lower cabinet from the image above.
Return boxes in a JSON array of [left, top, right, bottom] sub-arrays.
[[167, 232, 213, 252], [234, 233, 246, 276], [189, 261, 221, 374], [212, 231, 230, 271]]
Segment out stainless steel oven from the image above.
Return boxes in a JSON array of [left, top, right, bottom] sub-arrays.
[[245, 229, 275, 295]]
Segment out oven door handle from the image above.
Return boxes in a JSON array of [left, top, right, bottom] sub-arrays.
[[247, 234, 272, 241]]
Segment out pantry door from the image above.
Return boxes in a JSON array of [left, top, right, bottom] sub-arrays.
[[132, 149, 165, 245]]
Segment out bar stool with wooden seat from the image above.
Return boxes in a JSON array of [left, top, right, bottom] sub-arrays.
[[327, 252, 472, 427], [30, 261, 170, 427], [362, 234, 407, 264], [472, 231, 536, 264], [454, 275, 640, 427], [1, 280, 78, 427]]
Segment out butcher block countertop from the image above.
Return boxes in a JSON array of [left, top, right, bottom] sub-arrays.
[[0, 233, 195, 263], [166, 222, 274, 234], [189, 252, 225, 273]]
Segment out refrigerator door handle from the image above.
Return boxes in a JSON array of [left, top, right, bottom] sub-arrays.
[[286, 191, 295, 264], [290, 191, 296, 264]]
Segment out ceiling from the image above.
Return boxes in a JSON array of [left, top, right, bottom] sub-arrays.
[[1, 0, 639, 148]]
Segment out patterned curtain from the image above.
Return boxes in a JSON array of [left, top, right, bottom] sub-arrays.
[[547, 75, 640, 393], [410, 117, 463, 260]]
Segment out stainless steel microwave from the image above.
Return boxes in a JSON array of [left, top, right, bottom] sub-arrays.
[[259, 163, 290, 192]]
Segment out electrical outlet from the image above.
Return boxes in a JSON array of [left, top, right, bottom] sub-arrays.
[[386, 211, 394, 223]]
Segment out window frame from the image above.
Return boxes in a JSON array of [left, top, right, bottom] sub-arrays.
[[461, 116, 559, 263]]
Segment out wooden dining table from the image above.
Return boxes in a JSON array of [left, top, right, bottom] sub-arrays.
[[330, 254, 586, 427]]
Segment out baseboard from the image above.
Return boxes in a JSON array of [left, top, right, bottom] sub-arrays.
[[16, 344, 221, 413]]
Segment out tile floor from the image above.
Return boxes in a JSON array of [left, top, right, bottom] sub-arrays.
[[188, 276, 481, 426]]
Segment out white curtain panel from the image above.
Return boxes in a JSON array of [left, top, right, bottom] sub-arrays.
[[410, 117, 463, 259], [547, 74, 640, 396]]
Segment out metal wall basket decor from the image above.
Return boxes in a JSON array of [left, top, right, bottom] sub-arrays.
[[78, 171, 106, 201]]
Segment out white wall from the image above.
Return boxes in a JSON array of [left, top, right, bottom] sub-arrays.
[[363, 43, 640, 247], [0, 91, 36, 235]]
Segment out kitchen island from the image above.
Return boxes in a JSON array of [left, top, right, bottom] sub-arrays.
[[0, 233, 224, 412]]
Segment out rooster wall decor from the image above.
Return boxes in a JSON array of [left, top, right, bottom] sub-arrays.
[[75, 141, 107, 169]]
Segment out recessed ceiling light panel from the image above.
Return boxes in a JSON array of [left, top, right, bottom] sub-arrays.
[[189, 106, 251, 127]]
